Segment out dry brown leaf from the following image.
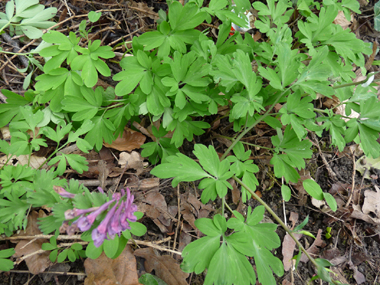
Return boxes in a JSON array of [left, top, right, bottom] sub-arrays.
[[333, 10, 353, 30], [0, 154, 46, 169], [282, 232, 302, 271], [349, 261, 366, 284], [138, 191, 173, 233], [362, 185, 380, 218], [128, 178, 160, 190], [300, 229, 325, 262], [118, 151, 145, 176], [229, 178, 240, 204], [13, 210, 52, 274], [134, 247, 189, 285], [130, 1, 159, 20], [350, 186, 380, 225], [84, 246, 140, 285], [104, 128, 146, 151], [330, 267, 350, 284]]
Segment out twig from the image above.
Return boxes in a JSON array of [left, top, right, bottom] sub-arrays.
[[345, 148, 356, 207], [1, 33, 30, 69], [172, 184, 181, 256], [9, 270, 86, 276]]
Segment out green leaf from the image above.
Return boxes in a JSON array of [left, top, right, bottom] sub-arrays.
[[42, 243, 57, 251], [86, 241, 103, 259], [169, 1, 207, 32], [293, 215, 309, 232], [227, 206, 283, 285], [303, 179, 324, 200], [151, 152, 210, 187], [0, 89, 32, 127], [130, 222, 147, 236], [323, 192, 337, 212], [281, 185, 291, 202], [49, 250, 58, 262], [84, 116, 116, 151], [103, 235, 119, 258], [258, 66, 283, 90], [270, 154, 300, 183], [88, 11, 101, 22], [0, 248, 15, 259], [375, 1, 380, 31], [139, 273, 168, 285], [6, 0, 14, 20], [113, 56, 147, 96], [57, 249, 68, 263], [62, 86, 102, 121], [0, 257, 14, 271]]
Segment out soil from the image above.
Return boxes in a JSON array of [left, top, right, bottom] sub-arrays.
[[1, 0, 380, 285]]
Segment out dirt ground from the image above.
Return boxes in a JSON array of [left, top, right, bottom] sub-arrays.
[[1, 0, 380, 284]]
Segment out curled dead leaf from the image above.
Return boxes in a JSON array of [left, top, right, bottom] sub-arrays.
[[134, 247, 189, 285], [13, 210, 52, 274], [104, 128, 146, 152], [84, 246, 140, 285]]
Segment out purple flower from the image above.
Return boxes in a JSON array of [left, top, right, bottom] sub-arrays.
[[64, 207, 98, 220], [92, 228, 107, 247], [85, 199, 115, 225], [62, 188, 138, 247], [54, 187, 75, 198], [77, 216, 92, 231], [108, 201, 124, 236], [119, 189, 138, 230], [97, 201, 118, 234]]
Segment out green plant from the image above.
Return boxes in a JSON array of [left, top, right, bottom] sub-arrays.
[[42, 236, 86, 263], [0, 0, 57, 38], [0, 0, 377, 284]]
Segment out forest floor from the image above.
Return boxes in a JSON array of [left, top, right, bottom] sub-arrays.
[[1, 0, 380, 284]]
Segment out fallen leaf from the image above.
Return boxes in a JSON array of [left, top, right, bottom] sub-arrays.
[[350, 186, 380, 225], [356, 156, 380, 179], [349, 260, 366, 284], [330, 267, 350, 284], [0, 154, 46, 169], [322, 248, 347, 266], [104, 128, 146, 151], [134, 247, 189, 285], [300, 229, 326, 262], [333, 10, 353, 30], [178, 232, 192, 252], [84, 245, 140, 285], [127, 178, 160, 190], [118, 151, 145, 176], [289, 212, 299, 230], [13, 210, 52, 274], [282, 232, 302, 271], [228, 178, 240, 204]]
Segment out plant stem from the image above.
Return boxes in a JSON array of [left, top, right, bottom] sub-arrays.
[[0, 21, 11, 35], [223, 199, 234, 214], [332, 78, 380, 89], [0, 50, 38, 56], [220, 88, 290, 160], [233, 176, 319, 270]]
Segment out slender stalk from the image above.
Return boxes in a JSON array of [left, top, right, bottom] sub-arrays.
[[0, 50, 38, 56], [220, 88, 290, 160], [0, 21, 11, 35], [332, 78, 380, 89], [233, 176, 319, 270]]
